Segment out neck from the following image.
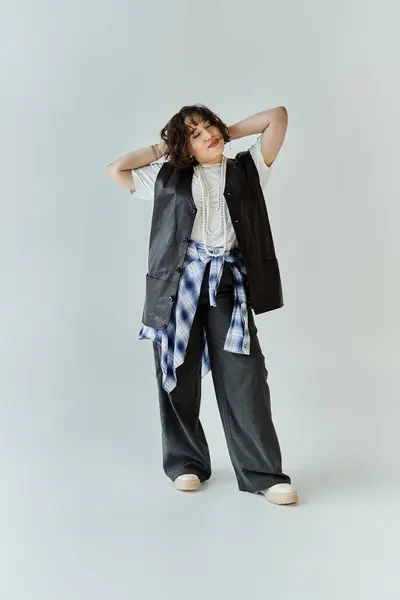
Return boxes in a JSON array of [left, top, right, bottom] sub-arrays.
[[198, 155, 223, 166]]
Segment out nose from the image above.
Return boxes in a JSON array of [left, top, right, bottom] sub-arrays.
[[204, 130, 215, 144]]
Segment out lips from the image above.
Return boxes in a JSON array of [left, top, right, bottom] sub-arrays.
[[209, 138, 219, 148]]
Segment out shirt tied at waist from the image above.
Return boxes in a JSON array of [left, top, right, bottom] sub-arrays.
[[139, 240, 251, 393]]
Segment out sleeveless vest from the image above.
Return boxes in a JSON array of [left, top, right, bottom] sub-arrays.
[[141, 149, 284, 329]]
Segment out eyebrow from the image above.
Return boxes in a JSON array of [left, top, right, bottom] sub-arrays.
[[187, 125, 199, 136], [187, 120, 209, 135]]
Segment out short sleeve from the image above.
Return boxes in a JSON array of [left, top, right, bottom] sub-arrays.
[[129, 160, 164, 202], [247, 135, 273, 194]]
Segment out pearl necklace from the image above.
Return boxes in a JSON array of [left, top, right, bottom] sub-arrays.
[[194, 156, 228, 257]]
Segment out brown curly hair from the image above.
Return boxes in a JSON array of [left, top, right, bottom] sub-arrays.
[[160, 104, 231, 169]]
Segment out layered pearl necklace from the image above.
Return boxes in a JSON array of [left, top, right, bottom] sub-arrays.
[[194, 156, 228, 257]]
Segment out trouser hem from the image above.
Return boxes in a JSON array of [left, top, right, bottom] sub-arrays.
[[238, 475, 292, 494], [166, 468, 212, 484]]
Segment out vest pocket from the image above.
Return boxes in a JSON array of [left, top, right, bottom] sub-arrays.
[[142, 274, 178, 329]]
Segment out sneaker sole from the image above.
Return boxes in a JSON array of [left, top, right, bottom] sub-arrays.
[[174, 478, 201, 492], [265, 491, 298, 505]]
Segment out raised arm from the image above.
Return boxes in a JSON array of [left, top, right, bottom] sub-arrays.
[[105, 140, 167, 193], [228, 106, 288, 168]]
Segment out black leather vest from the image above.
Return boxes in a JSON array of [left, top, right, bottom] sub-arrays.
[[141, 148, 284, 329]]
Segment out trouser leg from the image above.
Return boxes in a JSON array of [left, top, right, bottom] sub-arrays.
[[202, 263, 291, 493], [152, 303, 212, 483]]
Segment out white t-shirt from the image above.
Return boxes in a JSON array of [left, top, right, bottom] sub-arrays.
[[129, 135, 272, 250]]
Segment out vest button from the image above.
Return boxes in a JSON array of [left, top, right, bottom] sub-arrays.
[[183, 237, 189, 244], [169, 295, 175, 302], [162, 324, 167, 329], [191, 208, 196, 214], [176, 267, 182, 273]]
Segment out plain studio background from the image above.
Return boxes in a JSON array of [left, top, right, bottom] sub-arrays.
[[1, 0, 399, 598]]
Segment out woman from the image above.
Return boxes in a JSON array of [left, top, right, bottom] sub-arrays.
[[106, 104, 298, 505]]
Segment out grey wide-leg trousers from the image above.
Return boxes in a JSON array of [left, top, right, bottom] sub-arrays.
[[152, 261, 291, 493]]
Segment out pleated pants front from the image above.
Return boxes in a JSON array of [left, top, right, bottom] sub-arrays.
[[152, 261, 291, 493]]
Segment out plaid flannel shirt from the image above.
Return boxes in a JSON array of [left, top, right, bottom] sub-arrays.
[[139, 240, 251, 393]]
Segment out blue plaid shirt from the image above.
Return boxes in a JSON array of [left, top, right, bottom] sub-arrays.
[[139, 240, 251, 393]]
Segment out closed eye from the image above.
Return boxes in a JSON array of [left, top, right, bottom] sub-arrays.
[[192, 123, 211, 138]]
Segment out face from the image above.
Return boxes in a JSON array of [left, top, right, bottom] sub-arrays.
[[185, 117, 224, 165]]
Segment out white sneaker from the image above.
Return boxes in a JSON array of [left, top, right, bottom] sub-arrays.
[[174, 474, 201, 492], [261, 483, 298, 505]]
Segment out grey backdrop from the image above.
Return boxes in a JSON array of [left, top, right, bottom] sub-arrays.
[[2, 1, 399, 598]]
